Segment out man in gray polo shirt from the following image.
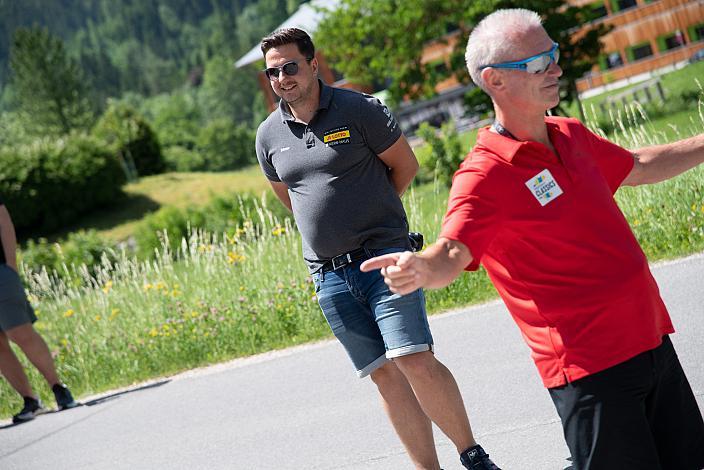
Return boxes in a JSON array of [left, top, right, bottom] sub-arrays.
[[255, 28, 499, 470]]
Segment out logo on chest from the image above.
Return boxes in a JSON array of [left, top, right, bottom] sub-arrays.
[[525, 169, 563, 206], [323, 126, 351, 147]]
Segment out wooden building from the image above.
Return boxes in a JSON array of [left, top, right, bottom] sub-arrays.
[[573, 0, 704, 92]]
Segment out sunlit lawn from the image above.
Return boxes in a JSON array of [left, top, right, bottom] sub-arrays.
[[51, 166, 270, 242]]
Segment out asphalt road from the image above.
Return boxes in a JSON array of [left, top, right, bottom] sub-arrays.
[[1, 253, 702, 470]]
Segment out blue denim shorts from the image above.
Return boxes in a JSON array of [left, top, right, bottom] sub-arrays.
[[312, 247, 433, 378]]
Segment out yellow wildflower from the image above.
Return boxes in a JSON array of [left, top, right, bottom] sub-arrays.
[[102, 280, 113, 294], [227, 251, 246, 265], [63, 309, 75, 318]]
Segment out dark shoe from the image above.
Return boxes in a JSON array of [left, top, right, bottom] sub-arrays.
[[52, 383, 78, 410], [460, 444, 501, 470], [12, 396, 47, 423]]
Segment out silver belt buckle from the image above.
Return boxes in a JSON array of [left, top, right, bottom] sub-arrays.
[[331, 252, 352, 270]]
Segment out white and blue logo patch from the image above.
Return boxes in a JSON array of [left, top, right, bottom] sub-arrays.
[[525, 169, 563, 206]]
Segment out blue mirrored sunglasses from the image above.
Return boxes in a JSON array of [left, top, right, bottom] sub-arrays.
[[479, 42, 560, 74]]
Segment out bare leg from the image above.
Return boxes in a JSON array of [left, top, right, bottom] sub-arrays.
[[393, 351, 476, 453], [370, 361, 441, 470], [5, 324, 60, 387], [0, 330, 35, 397]]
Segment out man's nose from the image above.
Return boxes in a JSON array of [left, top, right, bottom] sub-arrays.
[[548, 61, 563, 77]]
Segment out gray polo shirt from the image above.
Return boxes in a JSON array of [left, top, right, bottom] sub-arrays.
[[255, 81, 410, 272]]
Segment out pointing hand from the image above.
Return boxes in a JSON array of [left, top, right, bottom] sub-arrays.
[[360, 251, 427, 295]]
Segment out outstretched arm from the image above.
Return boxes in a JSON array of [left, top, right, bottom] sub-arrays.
[[360, 238, 472, 295], [622, 133, 704, 186]]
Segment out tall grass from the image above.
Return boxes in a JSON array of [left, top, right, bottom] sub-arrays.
[[1, 97, 703, 420]]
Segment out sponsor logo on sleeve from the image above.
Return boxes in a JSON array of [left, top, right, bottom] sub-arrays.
[[525, 169, 563, 206], [323, 126, 351, 147]]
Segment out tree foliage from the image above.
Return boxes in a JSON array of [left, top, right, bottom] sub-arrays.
[[9, 26, 93, 134], [1, 0, 308, 110], [316, 0, 609, 112], [93, 100, 165, 179]]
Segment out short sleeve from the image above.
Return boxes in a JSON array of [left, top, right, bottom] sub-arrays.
[[357, 95, 402, 155], [439, 164, 503, 271], [255, 125, 281, 182], [582, 126, 634, 193]]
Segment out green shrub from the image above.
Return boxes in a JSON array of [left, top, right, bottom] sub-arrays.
[[133, 206, 197, 259], [195, 119, 256, 172], [133, 191, 291, 259], [93, 101, 165, 178], [141, 91, 200, 150], [0, 133, 125, 233], [21, 230, 116, 279], [416, 121, 464, 187], [162, 145, 207, 172]]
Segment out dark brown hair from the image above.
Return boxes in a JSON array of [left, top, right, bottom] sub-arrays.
[[260, 28, 315, 59]]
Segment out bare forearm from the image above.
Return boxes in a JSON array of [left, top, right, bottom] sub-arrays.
[[378, 136, 419, 197], [389, 164, 418, 196], [626, 134, 704, 186], [269, 181, 293, 211], [416, 238, 471, 289], [0, 207, 18, 269]]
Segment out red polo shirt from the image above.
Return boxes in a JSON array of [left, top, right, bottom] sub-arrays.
[[440, 116, 674, 388]]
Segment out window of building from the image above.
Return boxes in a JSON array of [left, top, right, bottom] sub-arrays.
[[663, 31, 686, 50], [630, 43, 653, 61], [693, 24, 704, 41], [606, 51, 624, 68], [591, 1, 608, 19], [600, 51, 625, 70], [614, 0, 637, 12]]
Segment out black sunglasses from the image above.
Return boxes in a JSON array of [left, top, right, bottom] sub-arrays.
[[264, 58, 312, 81]]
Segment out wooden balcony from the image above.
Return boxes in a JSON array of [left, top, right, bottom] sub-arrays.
[[576, 41, 703, 92]]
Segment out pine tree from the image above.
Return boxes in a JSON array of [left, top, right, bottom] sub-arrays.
[[10, 26, 93, 135]]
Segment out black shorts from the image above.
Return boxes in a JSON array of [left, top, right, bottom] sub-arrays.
[[0, 264, 37, 332], [549, 336, 704, 470]]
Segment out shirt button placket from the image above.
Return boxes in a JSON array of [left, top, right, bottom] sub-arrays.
[[305, 125, 315, 149]]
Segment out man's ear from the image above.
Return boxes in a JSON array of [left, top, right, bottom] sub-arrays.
[[310, 56, 319, 76], [481, 68, 504, 94]]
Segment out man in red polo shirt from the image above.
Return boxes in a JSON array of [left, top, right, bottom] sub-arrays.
[[362, 8, 704, 469]]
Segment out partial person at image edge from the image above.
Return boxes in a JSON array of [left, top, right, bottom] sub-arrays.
[[0, 195, 79, 423]]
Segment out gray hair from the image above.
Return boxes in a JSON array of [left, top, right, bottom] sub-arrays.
[[465, 9, 543, 92]]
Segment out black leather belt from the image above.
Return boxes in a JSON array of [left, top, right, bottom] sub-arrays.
[[321, 248, 369, 272]]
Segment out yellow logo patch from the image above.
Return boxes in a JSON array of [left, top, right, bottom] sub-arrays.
[[323, 126, 351, 146], [324, 130, 350, 143]]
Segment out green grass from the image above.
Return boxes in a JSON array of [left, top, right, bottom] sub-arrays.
[[50, 166, 270, 242], [3, 142, 702, 419]]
